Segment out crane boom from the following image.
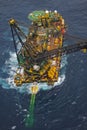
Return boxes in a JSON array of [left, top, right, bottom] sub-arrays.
[[9, 18, 87, 64], [35, 41, 87, 62]]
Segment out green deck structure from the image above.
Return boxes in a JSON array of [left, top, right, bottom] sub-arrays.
[[28, 10, 45, 21]]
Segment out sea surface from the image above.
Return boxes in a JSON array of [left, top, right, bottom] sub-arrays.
[[0, 0, 87, 130]]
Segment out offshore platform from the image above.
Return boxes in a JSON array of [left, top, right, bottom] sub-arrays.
[[9, 10, 87, 91], [9, 10, 87, 126]]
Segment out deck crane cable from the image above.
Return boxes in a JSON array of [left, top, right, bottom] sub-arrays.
[[14, 21, 39, 56], [10, 24, 35, 64], [13, 20, 27, 38], [13, 25, 38, 57], [10, 25, 20, 64], [14, 25, 27, 39], [12, 25, 25, 46]]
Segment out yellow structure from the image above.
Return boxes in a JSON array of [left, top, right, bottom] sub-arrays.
[[31, 85, 39, 94], [9, 10, 66, 86]]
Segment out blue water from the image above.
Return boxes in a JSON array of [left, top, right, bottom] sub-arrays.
[[0, 0, 87, 130]]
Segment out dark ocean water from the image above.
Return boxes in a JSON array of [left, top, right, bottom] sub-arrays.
[[0, 0, 87, 130]]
